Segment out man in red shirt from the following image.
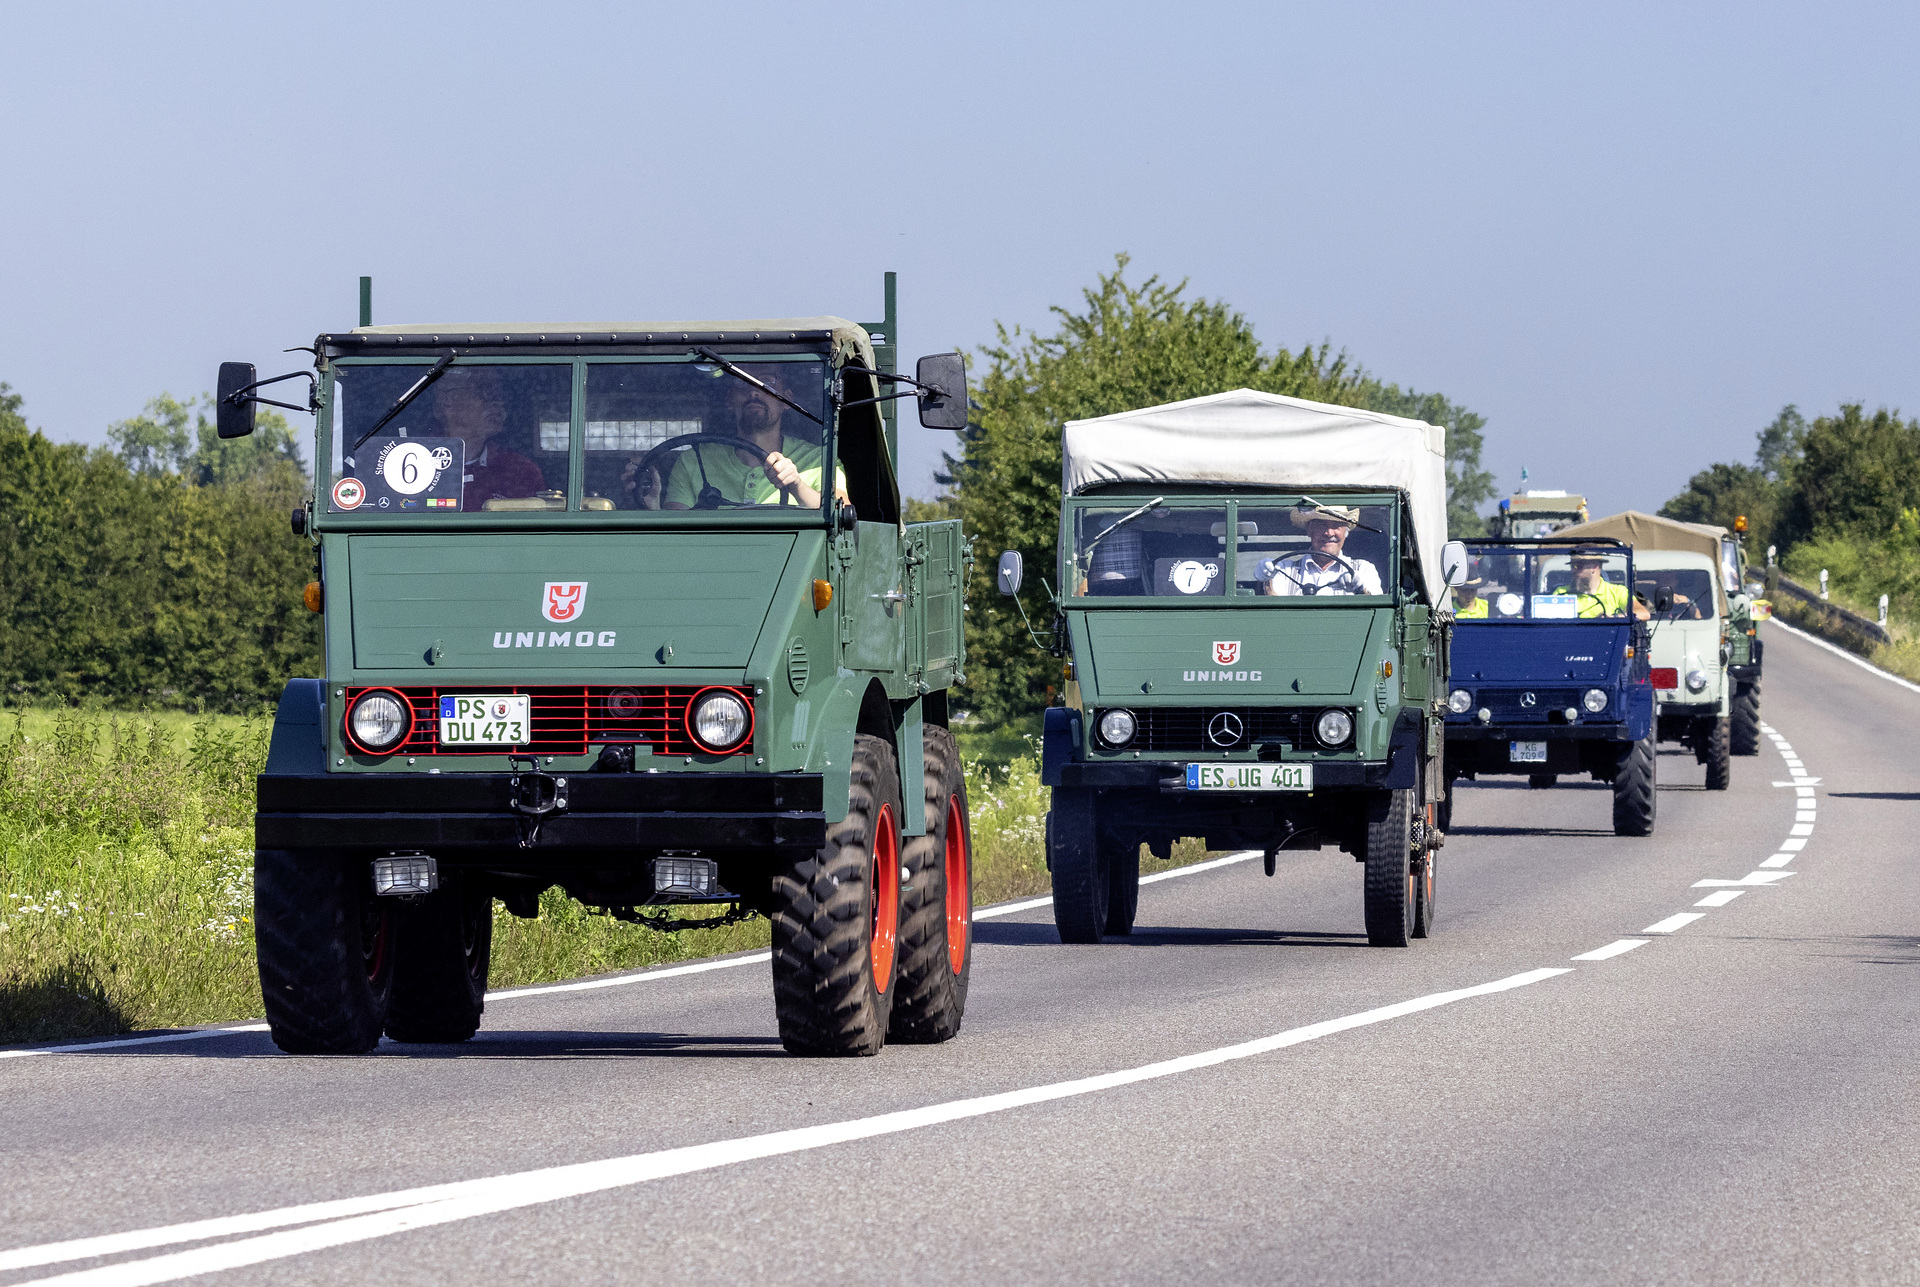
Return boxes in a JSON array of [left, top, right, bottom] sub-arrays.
[[434, 368, 546, 510]]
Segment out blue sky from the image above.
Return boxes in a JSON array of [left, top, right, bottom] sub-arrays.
[[3, 1, 1916, 513]]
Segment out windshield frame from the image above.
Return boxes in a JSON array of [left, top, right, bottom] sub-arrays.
[[1454, 539, 1637, 623], [314, 352, 840, 530], [1059, 489, 1403, 607]]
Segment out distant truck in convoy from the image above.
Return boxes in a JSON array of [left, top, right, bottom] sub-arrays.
[[218, 275, 980, 1057], [996, 390, 1468, 948], [1490, 490, 1589, 538]]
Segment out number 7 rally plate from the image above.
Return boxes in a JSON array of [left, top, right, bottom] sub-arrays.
[[439, 694, 530, 746]]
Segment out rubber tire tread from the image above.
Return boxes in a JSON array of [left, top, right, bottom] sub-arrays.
[[1612, 734, 1658, 836], [1363, 789, 1414, 948], [1103, 835, 1140, 936], [1731, 680, 1762, 755], [771, 734, 902, 1056], [255, 848, 393, 1055], [1048, 787, 1107, 944], [888, 725, 971, 1044], [384, 878, 492, 1043], [1703, 716, 1732, 790]]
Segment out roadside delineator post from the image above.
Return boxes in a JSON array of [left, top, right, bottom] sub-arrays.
[[1880, 594, 1889, 627], [1820, 569, 1829, 601]]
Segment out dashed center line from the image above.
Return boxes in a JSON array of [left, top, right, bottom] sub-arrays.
[[1694, 890, 1745, 908], [1642, 912, 1707, 934]]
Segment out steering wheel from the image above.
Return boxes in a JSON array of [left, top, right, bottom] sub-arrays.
[[627, 433, 795, 510]]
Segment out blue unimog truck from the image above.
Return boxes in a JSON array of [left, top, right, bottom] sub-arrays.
[[1442, 538, 1657, 836]]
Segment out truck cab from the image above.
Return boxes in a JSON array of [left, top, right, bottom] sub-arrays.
[[220, 280, 979, 1057]]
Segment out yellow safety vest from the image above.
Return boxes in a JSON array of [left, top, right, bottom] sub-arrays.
[[1555, 579, 1628, 618], [1456, 597, 1489, 618]]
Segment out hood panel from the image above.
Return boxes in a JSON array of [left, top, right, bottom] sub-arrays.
[[1080, 608, 1376, 699], [1452, 622, 1627, 685], [346, 532, 795, 672]]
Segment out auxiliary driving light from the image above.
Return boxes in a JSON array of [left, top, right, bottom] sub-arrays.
[[653, 856, 719, 899], [1315, 708, 1354, 748], [1582, 688, 1608, 714], [688, 688, 751, 752], [372, 853, 438, 897], [348, 690, 411, 753], [1097, 708, 1137, 747], [1448, 689, 1473, 714]]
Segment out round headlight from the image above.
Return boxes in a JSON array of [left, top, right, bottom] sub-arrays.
[[1315, 708, 1354, 748], [349, 691, 410, 752], [1097, 708, 1137, 747], [1685, 668, 1708, 693], [1448, 689, 1474, 714], [1582, 688, 1608, 713], [689, 689, 751, 752]]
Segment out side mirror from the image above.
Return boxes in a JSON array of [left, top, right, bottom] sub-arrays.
[[1441, 540, 1469, 588], [216, 362, 258, 439], [997, 550, 1024, 596], [1654, 589, 1674, 613], [915, 352, 968, 430]]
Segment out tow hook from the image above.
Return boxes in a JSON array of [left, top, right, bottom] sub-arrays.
[[508, 756, 568, 849]]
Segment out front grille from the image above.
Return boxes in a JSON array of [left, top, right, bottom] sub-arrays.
[[344, 685, 747, 758], [1127, 707, 1330, 754], [1475, 688, 1580, 720]]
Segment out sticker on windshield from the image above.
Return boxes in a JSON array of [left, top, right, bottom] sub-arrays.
[[331, 436, 465, 513], [1531, 594, 1579, 619]]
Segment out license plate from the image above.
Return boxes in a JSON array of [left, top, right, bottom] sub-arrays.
[[1510, 740, 1548, 764], [438, 694, 531, 746], [1186, 762, 1313, 792]]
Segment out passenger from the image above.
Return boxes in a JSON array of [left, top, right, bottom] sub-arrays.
[[1084, 530, 1146, 596], [1455, 576, 1489, 618], [1555, 549, 1632, 618], [657, 368, 846, 510], [434, 368, 546, 511], [1262, 505, 1383, 596]]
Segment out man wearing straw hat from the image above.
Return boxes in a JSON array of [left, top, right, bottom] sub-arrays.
[[1262, 504, 1384, 597]]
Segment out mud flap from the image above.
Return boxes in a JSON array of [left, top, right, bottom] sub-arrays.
[[1041, 707, 1082, 787]]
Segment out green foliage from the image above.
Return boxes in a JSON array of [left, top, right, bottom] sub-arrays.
[[109, 393, 305, 488], [1661, 460, 1780, 549], [946, 255, 1488, 728], [1776, 404, 1920, 549], [0, 387, 321, 709], [1358, 384, 1496, 535]]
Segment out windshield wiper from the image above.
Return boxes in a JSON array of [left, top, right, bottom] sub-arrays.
[[692, 347, 822, 424], [349, 352, 457, 452], [1078, 496, 1166, 581]]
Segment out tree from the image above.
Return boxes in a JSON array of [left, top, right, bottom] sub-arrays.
[[1775, 403, 1920, 548], [1755, 404, 1808, 482], [1358, 384, 1495, 535], [108, 393, 305, 487], [1660, 461, 1779, 547], [947, 255, 1480, 728]]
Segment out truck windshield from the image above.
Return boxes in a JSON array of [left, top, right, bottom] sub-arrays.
[[1071, 500, 1393, 599], [1458, 546, 1633, 619], [326, 357, 834, 515]]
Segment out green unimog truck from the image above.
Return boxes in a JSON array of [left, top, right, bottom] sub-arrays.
[[216, 276, 978, 1057], [996, 390, 1468, 947]]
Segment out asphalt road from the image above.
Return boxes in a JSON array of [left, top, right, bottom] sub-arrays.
[[4, 622, 1917, 1286]]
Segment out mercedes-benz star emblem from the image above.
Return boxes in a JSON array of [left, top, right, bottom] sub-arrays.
[[1520, 692, 1537, 707], [1207, 711, 1244, 747]]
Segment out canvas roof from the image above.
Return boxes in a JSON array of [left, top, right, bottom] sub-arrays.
[[338, 316, 876, 367], [1061, 388, 1451, 602]]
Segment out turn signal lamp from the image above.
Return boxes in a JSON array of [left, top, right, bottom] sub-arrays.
[[812, 579, 833, 611], [304, 581, 323, 613]]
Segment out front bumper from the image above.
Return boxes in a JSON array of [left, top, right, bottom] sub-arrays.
[[1444, 721, 1634, 743], [1058, 757, 1396, 791], [255, 771, 826, 854]]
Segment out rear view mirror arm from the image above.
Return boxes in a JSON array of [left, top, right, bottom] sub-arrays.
[[220, 368, 318, 416], [834, 365, 947, 411]]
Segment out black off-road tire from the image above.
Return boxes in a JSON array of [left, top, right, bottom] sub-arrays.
[[1103, 836, 1141, 937], [1731, 680, 1762, 756], [1703, 715, 1731, 791], [255, 848, 395, 1055], [1363, 789, 1415, 947], [1612, 734, 1658, 836], [384, 877, 492, 1044], [1049, 787, 1108, 943], [771, 735, 905, 1056], [1527, 774, 1559, 789], [888, 726, 972, 1044]]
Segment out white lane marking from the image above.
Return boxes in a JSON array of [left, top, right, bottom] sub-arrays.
[[1788, 823, 1814, 836], [1643, 912, 1707, 934], [1570, 938, 1649, 961], [0, 967, 1572, 1282], [1694, 891, 1746, 908], [1795, 811, 1816, 822], [0, 1026, 269, 1062], [1795, 786, 1815, 797], [1780, 838, 1807, 851], [3, 850, 1266, 1058], [1769, 618, 1920, 695], [1759, 854, 1795, 868], [1693, 872, 1793, 887]]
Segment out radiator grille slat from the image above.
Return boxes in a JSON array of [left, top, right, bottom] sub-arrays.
[[347, 685, 736, 757]]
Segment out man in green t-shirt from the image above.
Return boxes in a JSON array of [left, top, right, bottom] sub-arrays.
[[661, 369, 846, 510]]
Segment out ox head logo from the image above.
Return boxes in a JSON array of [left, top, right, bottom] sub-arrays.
[[1214, 640, 1240, 666], [543, 582, 587, 623]]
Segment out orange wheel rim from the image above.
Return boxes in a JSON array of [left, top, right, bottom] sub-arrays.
[[870, 804, 900, 989], [943, 793, 970, 974]]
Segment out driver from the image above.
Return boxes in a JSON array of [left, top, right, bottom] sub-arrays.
[[1555, 549, 1633, 618], [1262, 505, 1383, 596], [651, 368, 846, 510]]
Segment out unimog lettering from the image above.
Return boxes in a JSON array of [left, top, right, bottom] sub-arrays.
[[225, 274, 982, 1058]]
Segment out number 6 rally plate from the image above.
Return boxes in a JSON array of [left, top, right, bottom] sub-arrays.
[[1186, 763, 1313, 791], [439, 694, 530, 746]]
